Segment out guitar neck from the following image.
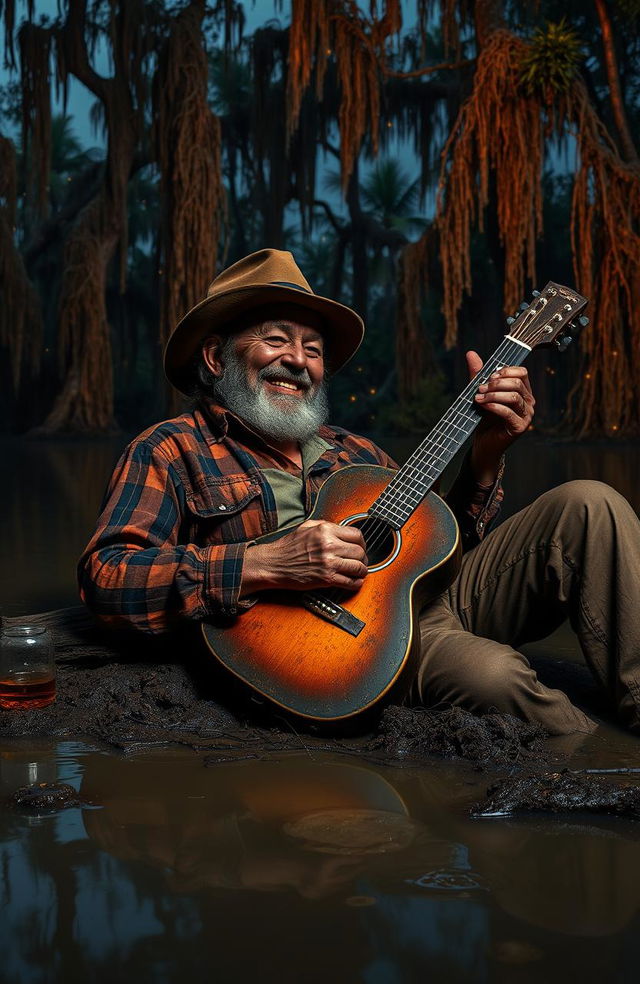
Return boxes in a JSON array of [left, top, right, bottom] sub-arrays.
[[369, 335, 531, 529]]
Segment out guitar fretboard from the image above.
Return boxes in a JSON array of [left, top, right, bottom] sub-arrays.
[[369, 336, 531, 529]]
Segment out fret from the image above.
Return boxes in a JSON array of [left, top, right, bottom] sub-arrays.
[[445, 419, 470, 436], [371, 336, 528, 524]]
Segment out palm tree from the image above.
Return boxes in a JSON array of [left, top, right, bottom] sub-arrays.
[[360, 159, 426, 236], [48, 114, 102, 213]]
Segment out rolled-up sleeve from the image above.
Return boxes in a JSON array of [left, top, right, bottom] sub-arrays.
[[78, 441, 252, 634]]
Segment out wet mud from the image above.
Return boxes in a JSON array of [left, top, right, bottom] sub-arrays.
[[369, 705, 546, 764], [0, 606, 550, 767], [474, 771, 640, 819]]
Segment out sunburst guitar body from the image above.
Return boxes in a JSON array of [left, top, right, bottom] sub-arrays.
[[201, 465, 460, 721]]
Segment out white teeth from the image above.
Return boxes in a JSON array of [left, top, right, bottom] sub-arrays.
[[270, 381, 299, 391]]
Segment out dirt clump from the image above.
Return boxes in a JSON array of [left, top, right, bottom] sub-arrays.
[[368, 705, 547, 764], [11, 782, 82, 810], [473, 771, 640, 819]]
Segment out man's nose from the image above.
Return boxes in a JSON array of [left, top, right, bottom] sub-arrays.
[[280, 343, 308, 370]]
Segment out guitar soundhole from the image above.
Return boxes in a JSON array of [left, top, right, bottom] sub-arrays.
[[345, 516, 398, 569]]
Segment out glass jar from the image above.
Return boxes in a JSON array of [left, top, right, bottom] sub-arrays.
[[0, 625, 56, 709]]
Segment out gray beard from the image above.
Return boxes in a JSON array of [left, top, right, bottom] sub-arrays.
[[212, 343, 329, 443]]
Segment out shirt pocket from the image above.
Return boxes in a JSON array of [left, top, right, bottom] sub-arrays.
[[185, 477, 263, 543]]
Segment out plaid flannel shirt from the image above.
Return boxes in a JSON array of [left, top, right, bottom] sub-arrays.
[[78, 401, 503, 634]]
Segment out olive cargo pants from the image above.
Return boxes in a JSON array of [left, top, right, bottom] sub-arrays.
[[413, 480, 640, 735]]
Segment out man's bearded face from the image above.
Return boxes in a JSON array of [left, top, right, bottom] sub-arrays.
[[209, 312, 330, 443]]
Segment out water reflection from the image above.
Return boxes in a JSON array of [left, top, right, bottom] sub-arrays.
[[3, 743, 640, 982], [80, 754, 438, 899]]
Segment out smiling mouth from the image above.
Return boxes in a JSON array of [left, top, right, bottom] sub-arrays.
[[264, 379, 307, 394]]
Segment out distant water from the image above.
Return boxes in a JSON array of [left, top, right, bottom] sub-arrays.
[[1, 432, 637, 617]]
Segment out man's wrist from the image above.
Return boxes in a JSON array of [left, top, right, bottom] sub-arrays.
[[470, 457, 502, 488], [240, 542, 278, 597]]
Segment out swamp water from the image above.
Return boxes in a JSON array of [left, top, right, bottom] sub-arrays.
[[2, 435, 640, 981]]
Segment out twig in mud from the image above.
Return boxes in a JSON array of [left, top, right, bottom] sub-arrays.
[[270, 714, 317, 760], [566, 767, 640, 776]]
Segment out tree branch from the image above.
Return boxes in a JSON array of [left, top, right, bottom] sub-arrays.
[[58, 0, 112, 102], [23, 160, 104, 267], [312, 198, 345, 234], [382, 57, 474, 79]]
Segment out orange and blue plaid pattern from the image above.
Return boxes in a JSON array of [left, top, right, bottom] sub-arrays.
[[78, 401, 503, 634]]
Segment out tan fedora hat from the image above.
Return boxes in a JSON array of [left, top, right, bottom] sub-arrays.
[[164, 248, 365, 393]]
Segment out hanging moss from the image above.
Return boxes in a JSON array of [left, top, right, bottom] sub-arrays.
[[17, 22, 52, 218], [436, 31, 544, 348], [0, 134, 43, 393], [567, 81, 640, 436], [286, 0, 401, 191], [395, 228, 438, 400], [41, 196, 116, 432], [39, 0, 151, 432], [155, 1, 226, 358]]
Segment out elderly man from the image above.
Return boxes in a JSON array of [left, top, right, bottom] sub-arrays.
[[79, 249, 640, 736]]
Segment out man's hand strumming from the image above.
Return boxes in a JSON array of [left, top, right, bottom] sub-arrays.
[[240, 520, 369, 597]]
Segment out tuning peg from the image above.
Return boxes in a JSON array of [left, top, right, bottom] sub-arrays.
[[506, 316, 515, 326], [567, 315, 589, 337], [532, 290, 540, 297], [579, 316, 589, 327], [519, 300, 529, 311], [556, 336, 573, 351]]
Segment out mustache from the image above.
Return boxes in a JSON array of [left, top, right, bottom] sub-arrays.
[[257, 364, 313, 390]]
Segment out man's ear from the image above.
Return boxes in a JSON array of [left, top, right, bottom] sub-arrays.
[[201, 335, 225, 377]]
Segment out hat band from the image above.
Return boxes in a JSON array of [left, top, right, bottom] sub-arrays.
[[269, 281, 313, 293]]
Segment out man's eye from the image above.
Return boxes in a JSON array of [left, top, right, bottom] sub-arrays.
[[305, 347, 322, 358], [265, 335, 286, 345]]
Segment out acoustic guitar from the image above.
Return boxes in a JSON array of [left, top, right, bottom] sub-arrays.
[[202, 283, 588, 722]]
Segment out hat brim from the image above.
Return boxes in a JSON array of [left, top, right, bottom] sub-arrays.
[[164, 284, 365, 394]]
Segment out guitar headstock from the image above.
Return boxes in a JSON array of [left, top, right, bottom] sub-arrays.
[[506, 283, 589, 351]]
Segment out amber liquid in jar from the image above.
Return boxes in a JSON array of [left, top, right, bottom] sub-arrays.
[[0, 670, 56, 709]]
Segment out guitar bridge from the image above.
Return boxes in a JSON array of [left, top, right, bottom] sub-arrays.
[[302, 593, 365, 637]]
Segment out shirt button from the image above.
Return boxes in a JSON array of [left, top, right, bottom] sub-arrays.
[[218, 504, 227, 511], [477, 519, 484, 531]]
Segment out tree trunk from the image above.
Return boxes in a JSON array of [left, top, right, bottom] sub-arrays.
[[593, 0, 639, 164], [346, 158, 369, 323], [472, 0, 506, 48]]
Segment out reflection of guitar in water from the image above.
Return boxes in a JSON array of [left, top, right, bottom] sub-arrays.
[[202, 284, 588, 723], [81, 753, 426, 898]]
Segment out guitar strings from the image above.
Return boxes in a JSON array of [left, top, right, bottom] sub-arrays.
[[377, 337, 526, 517], [323, 340, 525, 590], [362, 338, 526, 544], [317, 338, 529, 607]]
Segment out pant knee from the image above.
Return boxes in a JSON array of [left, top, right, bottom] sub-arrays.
[[423, 645, 529, 714], [541, 479, 630, 519], [465, 649, 528, 711]]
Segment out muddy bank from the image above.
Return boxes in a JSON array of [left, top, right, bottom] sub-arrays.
[[474, 771, 640, 820], [369, 705, 545, 764], [0, 606, 551, 765]]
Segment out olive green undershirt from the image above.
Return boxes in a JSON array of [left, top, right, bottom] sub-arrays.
[[262, 433, 332, 529]]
